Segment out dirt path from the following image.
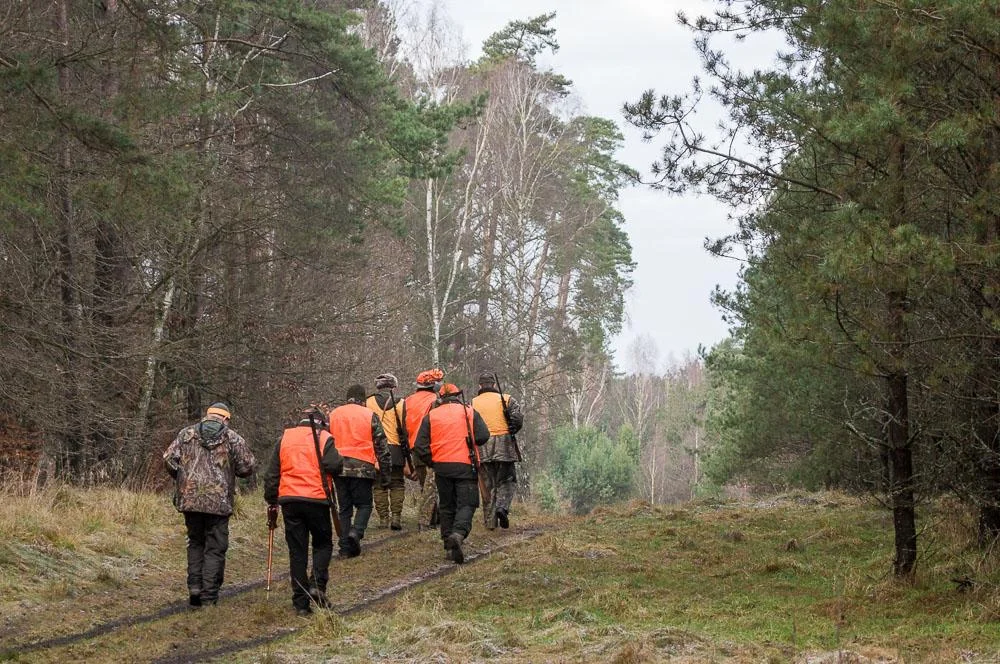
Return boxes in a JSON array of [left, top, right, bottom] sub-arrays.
[[1, 530, 413, 658], [5, 526, 544, 663], [151, 529, 543, 664]]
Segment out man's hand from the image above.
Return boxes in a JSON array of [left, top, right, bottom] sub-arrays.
[[267, 504, 279, 529], [379, 472, 392, 489]]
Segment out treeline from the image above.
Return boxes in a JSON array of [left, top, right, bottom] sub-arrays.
[[0, 2, 633, 485], [627, 0, 1000, 575], [540, 340, 708, 514]]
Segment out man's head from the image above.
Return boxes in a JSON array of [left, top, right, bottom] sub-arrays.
[[439, 383, 462, 398], [478, 372, 497, 387], [346, 384, 367, 403], [415, 368, 445, 390], [206, 402, 231, 422], [299, 405, 327, 429], [375, 373, 398, 390]]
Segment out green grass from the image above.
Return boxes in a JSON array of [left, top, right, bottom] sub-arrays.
[[265, 494, 1000, 663], [2, 483, 999, 662]]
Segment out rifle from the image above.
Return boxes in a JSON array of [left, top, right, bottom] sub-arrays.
[[493, 373, 523, 462], [386, 389, 415, 478], [309, 412, 342, 537], [457, 390, 490, 526]]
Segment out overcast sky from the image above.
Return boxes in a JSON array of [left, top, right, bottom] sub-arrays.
[[426, 0, 779, 372]]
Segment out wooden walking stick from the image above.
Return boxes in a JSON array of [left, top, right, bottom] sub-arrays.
[[266, 504, 278, 594]]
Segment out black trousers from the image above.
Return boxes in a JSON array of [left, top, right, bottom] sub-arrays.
[[333, 476, 374, 552], [281, 501, 333, 610], [183, 512, 229, 603], [436, 475, 480, 541]]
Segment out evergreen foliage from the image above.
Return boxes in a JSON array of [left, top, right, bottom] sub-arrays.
[[627, 0, 1000, 572], [548, 425, 635, 514]]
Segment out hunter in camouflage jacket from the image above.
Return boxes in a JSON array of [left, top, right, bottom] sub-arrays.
[[164, 416, 256, 516]]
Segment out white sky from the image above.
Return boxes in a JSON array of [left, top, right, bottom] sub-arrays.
[[429, 0, 781, 372]]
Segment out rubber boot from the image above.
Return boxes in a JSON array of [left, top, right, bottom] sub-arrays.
[[347, 528, 362, 557], [446, 532, 464, 564]]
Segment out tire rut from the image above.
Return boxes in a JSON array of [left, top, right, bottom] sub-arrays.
[[0, 530, 414, 658], [150, 529, 545, 664]]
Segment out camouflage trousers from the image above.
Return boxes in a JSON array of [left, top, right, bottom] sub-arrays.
[[482, 461, 517, 529], [412, 465, 438, 528], [374, 467, 405, 526]]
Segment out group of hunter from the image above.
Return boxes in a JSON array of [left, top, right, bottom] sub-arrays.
[[162, 370, 524, 616]]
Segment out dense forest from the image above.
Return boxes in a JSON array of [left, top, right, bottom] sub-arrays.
[[0, 1, 641, 487], [4, 0, 1000, 581]]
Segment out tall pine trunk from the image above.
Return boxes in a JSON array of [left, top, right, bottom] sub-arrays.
[[886, 140, 916, 577]]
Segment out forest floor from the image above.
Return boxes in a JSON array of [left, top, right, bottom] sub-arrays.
[[1, 484, 998, 663]]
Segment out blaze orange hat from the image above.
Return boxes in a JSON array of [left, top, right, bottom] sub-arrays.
[[439, 383, 461, 397], [206, 402, 231, 419], [415, 369, 444, 387]]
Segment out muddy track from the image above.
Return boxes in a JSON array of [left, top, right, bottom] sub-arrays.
[[0, 530, 415, 658], [150, 529, 544, 664]]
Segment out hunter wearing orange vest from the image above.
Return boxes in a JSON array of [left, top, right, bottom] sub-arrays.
[[402, 368, 445, 528], [328, 384, 391, 558], [413, 383, 490, 564], [472, 372, 525, 529], [263, 406, 343, 616]]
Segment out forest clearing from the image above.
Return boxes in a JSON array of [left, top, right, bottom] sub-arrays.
[[5, 1, 1000, 662], [1, 485, 997, 663]]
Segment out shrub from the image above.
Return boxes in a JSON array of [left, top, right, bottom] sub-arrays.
[[550, 425, 635, 514]]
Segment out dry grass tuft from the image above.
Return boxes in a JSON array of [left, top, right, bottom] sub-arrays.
[[722, 528, 746, 542], [609, 641, 656, 663], [543, 534, 619, 560], [796, 647, 902, 663]]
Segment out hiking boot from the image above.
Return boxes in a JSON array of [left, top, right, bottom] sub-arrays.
[[446, 532, 464, 564], [347, 528, 362, 556], [188, 593, 202, 608], [295, 606, 313, 617], [496, 509, 509, 529], [390, 516, 402, 531]]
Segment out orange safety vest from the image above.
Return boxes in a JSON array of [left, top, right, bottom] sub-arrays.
[[367, 394, 404, 446], [329, 403, 376, 464], [405, 389, 438, 443], [277, 426, 333, 501], [471, 392, 511, 436], [427, 402, 477, 465]]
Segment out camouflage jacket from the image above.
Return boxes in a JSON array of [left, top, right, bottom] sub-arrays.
[[163, 417, 257, 516]]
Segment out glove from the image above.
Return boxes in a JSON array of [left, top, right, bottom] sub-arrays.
[[267, 504, 279, 529], [379, 473, 392, 489]]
